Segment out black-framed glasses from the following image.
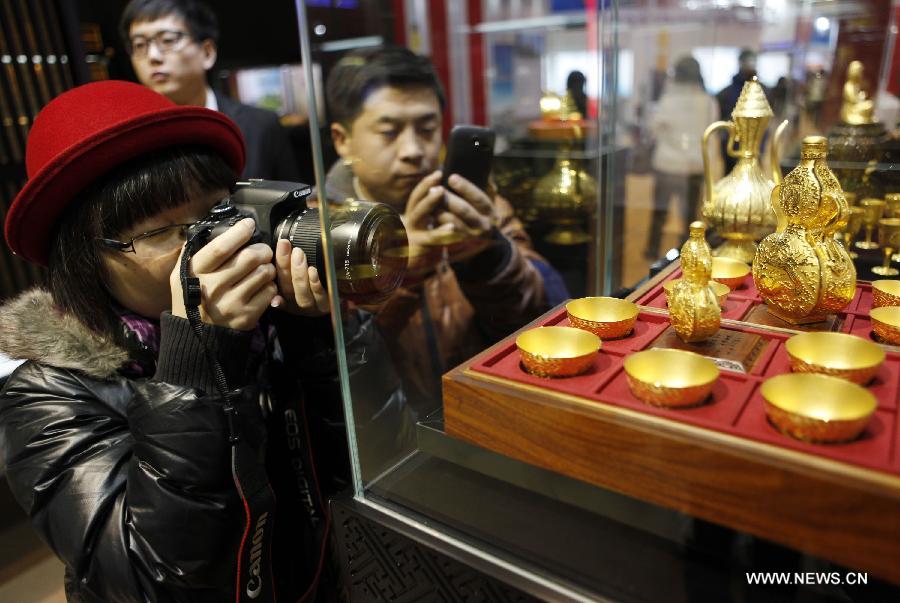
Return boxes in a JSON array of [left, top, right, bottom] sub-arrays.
[[127, 30, 191, 58], [98, 223, 193, 254]]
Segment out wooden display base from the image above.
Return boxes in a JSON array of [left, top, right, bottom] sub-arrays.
[[743, 304, 842, 332], [651, 326, 768, 373], [443, 262, 900, 584], [443, 327, 900, 585]]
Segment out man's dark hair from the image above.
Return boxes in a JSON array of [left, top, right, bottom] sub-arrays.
[[326, 46, 446, 126], [119, 0, 219, 48], [47, 147, 234, 342]]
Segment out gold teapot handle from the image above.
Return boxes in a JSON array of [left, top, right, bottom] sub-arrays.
[[702, 120, 734, 205], [771, 119, 789, 185]]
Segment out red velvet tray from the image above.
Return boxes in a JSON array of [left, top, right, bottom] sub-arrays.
[[470, 307, 900, 476]]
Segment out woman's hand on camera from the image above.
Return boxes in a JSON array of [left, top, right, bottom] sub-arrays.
[[271, 239, 330, 316], [170, 218, 277, 331]]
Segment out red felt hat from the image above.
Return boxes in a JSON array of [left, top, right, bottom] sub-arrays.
[[4, 80, 245, 266]]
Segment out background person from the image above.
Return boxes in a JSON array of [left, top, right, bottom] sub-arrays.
[[645, 56, 718, 260], [120, 0, 303, 181], [325, 46, 565, 415]]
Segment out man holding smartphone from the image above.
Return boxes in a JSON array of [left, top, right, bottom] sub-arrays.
[[325, 46, 564, 416]]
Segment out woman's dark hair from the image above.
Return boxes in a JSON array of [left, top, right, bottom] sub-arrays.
[[674, 56, 704, 88], [325, 46, 446, 126], [119, 0, 219, 48], [47, 147, 234, 342]]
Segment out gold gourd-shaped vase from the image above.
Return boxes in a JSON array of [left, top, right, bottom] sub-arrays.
[[702, 77, 788, 265], [753, 136, 856, 324], [670, 221, 721, 342]]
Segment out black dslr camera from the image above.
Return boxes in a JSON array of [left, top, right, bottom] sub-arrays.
[[187, 179, 408, 304]]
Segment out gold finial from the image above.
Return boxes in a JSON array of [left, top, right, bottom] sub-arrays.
[[800, 135, 828, 159], [732, 78, 773, 119]]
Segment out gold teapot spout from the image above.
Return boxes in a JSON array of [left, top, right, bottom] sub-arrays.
[[701, 120, 735, 205], [771, 119, 789, 185]]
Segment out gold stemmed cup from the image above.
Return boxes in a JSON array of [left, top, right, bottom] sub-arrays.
[[623, 349, 719, 407], [857, 198, 886, 250], [761, 373, 877, 443], [516, 326, 601, 378], [785, 332, 885, 385], [873, 218, 900, 276], [843, 191, 858, 207], [841, 206, 864, 259], [885, 192, 900, 218]]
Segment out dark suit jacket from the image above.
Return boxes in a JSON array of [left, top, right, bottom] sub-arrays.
[[215, 93, 303, 181]]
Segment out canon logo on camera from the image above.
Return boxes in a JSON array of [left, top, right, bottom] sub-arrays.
[[245, 512, 269, 599]]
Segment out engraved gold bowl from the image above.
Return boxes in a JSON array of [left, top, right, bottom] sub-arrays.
[[711, 257, 751, 290], [566, 297, 639, 339], [872, 280, 900, 308], [664, 279, 730, 309], [623, 349, 719, 407], [516, 326, 601, 378], [870, 306, 900, 346], [761, 373, 877, 443], [785, 332, 885, 384]]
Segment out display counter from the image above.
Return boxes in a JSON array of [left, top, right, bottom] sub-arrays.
[[443, 262, 900, 586]]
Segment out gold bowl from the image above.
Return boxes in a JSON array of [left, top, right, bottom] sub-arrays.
[[872, 280, 900, 308], [761, 373, 877, 443], [870, 306, 900, 346], [711, 257, 751, 290], [664, 279, 730, 309], [566, 297, 639, 339], [623, 349, 719, 407], [516, 326, 601, 378], [785, 332, 885, 384]]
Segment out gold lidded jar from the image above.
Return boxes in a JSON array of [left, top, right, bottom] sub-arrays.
[[753, 136, 856, 324], [701, 77, 788, 265], [669, 221, 721, 342]]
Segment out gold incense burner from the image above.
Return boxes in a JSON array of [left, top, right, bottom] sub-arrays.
[[753, 136, 856, 324], [701, 77, 788, 264], [668, 221, 721, 342]]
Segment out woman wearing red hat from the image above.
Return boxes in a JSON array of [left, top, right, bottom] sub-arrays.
[[0, 81, 376, 602]]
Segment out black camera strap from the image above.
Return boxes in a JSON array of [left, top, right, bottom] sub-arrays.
[[180, 234, 278, 603]]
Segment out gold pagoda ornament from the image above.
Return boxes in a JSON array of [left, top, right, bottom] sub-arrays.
[[669, 221, 721, 342], [753, 136, 856, 324], [702, 77, 788, 265]]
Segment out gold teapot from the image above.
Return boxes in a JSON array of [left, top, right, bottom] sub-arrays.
[[702, 77, 788, 264], [753, 136, 856, 324], [669, 221, 721, 342]]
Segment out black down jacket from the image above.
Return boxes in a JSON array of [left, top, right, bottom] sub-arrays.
[[0, 289, 410, 602]]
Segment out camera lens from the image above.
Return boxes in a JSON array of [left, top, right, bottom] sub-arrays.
[[274, 200, 408, 304]]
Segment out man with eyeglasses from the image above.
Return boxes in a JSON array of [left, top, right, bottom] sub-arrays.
[[120, 0, 302, 181]]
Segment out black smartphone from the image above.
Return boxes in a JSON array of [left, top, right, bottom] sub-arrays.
[[441, 125, 495, 192]]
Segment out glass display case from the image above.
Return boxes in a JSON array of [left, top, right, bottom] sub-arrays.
[[296, 0, 900, 600]]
